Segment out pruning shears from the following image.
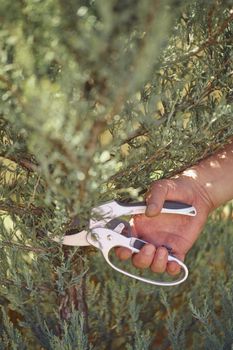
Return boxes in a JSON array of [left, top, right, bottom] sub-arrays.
[[53, 200, 196, 286]]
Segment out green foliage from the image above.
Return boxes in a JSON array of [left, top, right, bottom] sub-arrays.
[[0, 307, 28, 350], [0, 0, 233, 349], [84, 211, 233, 349], [45, 311, 91, 350]]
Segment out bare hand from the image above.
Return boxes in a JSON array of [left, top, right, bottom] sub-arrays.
[[115, 175, 214, 275]]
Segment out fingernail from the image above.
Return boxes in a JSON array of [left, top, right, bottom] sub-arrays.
[[143, 244, 155, 256], [145, 204, 158, 216]]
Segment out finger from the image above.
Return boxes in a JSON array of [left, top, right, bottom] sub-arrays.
[[132, 244, 155, 269], [167, 251, 185, 275], [115, 247, 132, 260], [150, 246, 168, 273], [145, 180, 169, 217], [167, 261, 181, 275]]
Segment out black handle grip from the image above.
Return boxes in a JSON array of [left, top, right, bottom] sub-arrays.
[[116, 200, 192, 210], [132, 239, 146, 250]]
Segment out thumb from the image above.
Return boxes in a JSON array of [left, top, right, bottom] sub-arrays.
[[145, 180, 169, 217]]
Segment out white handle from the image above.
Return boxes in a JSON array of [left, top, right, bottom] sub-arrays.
[[115, 200, 197, 216], [90, 200, 197, 229], [89, 228, 189, 287], [104, 249, 188, 287]]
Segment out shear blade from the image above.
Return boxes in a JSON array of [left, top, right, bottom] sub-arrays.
[[57, 230, 90, 246]]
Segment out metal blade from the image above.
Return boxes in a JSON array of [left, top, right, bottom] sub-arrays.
[[52, 230, 90, 246]]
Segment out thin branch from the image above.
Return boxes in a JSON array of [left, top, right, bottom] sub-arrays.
[[207, 4, 216, 38], [213, 10, 233, 39], [27, 175, 41, 209], [111, 135, 233, 190], [109, 143, 171, 182], [0, 277, 52, 292], [120, 128, 149, 146], [164, 11, 233, 68], [0, 153, 39, 172], [58, 249, 89, 334], [0, 240, 47, 253], [0, 75, 25, 108], [0, 201, 45, 217], [120, 116, 167, 146]]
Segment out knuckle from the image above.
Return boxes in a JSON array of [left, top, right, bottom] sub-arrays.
[[151, 263, 166, 274], [132, 255, 149, 269], [150, 179, 168, 191], [150, 249, 167, 273]]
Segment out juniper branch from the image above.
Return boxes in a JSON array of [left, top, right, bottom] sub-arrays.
[[0, 153, 38, 172], [0, 201, 45, 217], [0, 240, 47, 253]]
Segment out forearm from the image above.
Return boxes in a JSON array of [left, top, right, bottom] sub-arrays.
[[183, 139, 233, 210]]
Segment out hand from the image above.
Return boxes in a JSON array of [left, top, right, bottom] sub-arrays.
[[115, 174, 214, 275]]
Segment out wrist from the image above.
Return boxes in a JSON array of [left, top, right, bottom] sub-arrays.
[[182, 165, 216, 211], [180, 167, 216, 213], [181, 139, 233, 211]]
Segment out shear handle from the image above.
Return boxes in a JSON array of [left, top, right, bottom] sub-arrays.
[[90, 228, 188, 287], [91, 200, 196, 229], [116, 200, 196, 216]]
